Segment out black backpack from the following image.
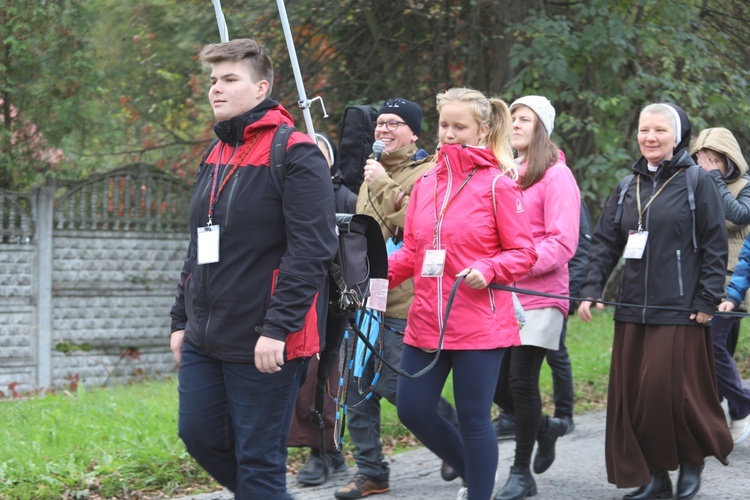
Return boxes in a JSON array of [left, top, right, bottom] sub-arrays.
[[268, 124, 388, 458], [336, 105, 379, 194]]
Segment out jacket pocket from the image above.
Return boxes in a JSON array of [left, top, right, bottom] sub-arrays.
[[269, 268, 320, 360], [676, 250, 684, 296]]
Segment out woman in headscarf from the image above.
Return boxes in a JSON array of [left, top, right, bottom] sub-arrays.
[[578, 103, 733, 500]]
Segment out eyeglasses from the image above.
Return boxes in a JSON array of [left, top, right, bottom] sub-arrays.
[[374, 120, 408, 131]]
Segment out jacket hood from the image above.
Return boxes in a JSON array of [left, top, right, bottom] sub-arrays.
[[437, 143, 499, 174], [691, 127, 748, 180], [212, 98, 294, 145]]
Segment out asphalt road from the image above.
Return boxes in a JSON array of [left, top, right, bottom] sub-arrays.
[[176, 405, 750, 500]]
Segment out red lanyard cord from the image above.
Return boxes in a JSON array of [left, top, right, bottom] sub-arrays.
[[206, 132, 261, 225]]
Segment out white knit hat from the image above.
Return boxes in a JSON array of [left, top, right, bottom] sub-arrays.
[[510, 95, 555, 137]]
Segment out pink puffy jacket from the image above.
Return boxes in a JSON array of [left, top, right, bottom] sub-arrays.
[[515, 151, 580, 315], [388, 144, 538, 351]]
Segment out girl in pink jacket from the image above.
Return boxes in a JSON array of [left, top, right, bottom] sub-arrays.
[[493, 96, 580, 500], [389, 87, 537, 500]]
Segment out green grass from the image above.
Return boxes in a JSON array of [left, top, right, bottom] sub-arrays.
[[0, 379, 214, 499], [2, 310, 748, 498], [372, 311, 616, 454]]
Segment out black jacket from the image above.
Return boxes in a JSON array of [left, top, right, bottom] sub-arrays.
[[568, 199, 592, 312], [581, 150, 727, 324], [170, 100, 338, 362]]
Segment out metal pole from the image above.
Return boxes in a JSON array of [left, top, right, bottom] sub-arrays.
[[275, 0, 316, 140], [211, 0, 229, 42]]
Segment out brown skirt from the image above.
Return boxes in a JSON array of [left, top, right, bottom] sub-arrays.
[[287, 355, 340, 451], [605, 322, 733, 488]]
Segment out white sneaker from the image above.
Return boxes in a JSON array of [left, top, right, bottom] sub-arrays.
[[456, 485, 468, 500], [721, 398, 730, 424], [730, 415, 750, 444], [455, 471, 498, 499]]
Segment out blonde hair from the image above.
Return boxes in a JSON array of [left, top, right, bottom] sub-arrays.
[[436, 88, 517, 180]]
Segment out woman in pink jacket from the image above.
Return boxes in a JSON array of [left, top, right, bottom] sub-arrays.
[[390, 87, 537, 500], [493, 96, 581, 500]]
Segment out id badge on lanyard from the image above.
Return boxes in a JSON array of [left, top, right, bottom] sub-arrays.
[[624, 230, 648, 259], [422, 248, 447, 277], [197, 225, 220, 264]]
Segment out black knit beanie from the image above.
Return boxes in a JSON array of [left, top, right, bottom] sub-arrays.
[[378, 98, 422, 136]]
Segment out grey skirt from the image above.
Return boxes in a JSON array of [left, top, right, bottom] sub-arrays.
[[519, 307, 564, 350]]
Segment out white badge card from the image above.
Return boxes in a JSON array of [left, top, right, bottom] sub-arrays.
[[422, 249, 447, 277], [197, 225, 220, 265], [366, 278, 389, 312], [623, 230, 648, 259]]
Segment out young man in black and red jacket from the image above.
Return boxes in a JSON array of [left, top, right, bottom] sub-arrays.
[[169, 38, 338, 499]]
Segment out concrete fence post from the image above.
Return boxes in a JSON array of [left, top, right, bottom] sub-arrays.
[[34, 180, 55, 390]]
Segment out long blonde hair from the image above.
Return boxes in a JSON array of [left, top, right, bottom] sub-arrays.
[[436, 88, 517, 180]]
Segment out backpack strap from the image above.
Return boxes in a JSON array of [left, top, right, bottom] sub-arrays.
[[269, 123, 295, 197], [333, 182, 350, 213], [614, 168, 699, 251], [614, 174, 634, 225], [685, 164, 699, 252]]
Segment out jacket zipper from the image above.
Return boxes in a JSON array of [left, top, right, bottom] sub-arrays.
[[641, 176, 656, 324], [201, 260, 213, 353], [200, 172, 213, 204], [487, 289, 496, 315], [199, 144, 237, 353], [198, 159, 216, 353], [434, 155, 449, 335], [676, 249, 684, 296], [223, 171, 241, 229]]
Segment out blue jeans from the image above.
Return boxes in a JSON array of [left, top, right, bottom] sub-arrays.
[[346, 318, 459, 480], [710, 315, 750, 420], [397, 345, 504, 500], [177, 340, 306, 500]]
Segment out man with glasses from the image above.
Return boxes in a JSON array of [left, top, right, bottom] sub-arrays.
[[335, 98, 460, 499]]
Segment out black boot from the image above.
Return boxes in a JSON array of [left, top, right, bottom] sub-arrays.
[[623, 469, 673, 500], [494, 412, 517, 441], [676, 462, 704, 500], [532, 416, 566, 474], [494, 466, 537, 500], [297, 453, 329, 486]]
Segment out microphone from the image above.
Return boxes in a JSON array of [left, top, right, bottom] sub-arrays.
[[372, 140, 386, 162]]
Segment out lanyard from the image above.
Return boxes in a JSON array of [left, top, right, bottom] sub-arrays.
[[206, 132, 260, 226], [635, 169, 681, 231], [432, 157, 479, 246]]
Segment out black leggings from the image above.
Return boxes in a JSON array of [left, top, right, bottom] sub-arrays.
[[494, 344, 548, 468]]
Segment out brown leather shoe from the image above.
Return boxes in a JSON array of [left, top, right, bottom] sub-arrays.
[[334, 473, 390, 499]]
